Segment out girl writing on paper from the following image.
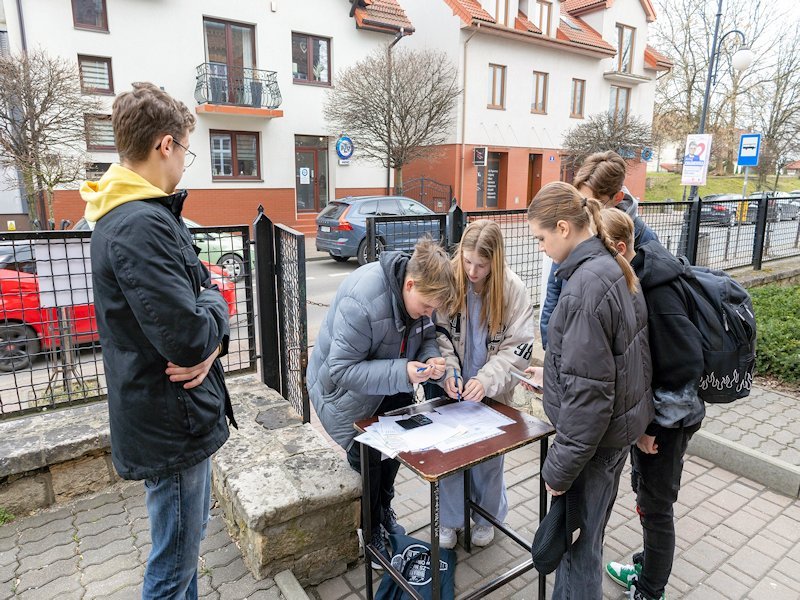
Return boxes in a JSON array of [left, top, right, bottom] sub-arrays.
[[433, 219, 536, 549]]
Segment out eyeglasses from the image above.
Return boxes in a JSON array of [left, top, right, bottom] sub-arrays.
[[155, 137, 196, 168]]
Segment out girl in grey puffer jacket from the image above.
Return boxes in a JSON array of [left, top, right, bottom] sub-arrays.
[[527, 182, 654, 600]]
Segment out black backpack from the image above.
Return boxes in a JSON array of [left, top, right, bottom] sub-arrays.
[[677, 257, 757, 403]]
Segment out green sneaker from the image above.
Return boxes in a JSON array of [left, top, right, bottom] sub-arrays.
[[605, 561, 641, 589]]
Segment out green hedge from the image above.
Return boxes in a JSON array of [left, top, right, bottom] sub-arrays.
[[750, 284, 800, 383]]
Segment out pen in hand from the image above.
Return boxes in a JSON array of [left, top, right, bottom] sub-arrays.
[[454, 370, 462, 401]]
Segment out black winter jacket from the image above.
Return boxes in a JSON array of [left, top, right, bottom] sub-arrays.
[[91, 193, 235, 480], [631, 241, 705, 433], [542, 236, 654, 491]]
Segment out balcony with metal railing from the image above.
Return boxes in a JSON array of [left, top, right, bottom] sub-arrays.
[[194, 63, 283, 118]]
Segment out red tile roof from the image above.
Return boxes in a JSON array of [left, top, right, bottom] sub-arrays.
[[442, 0, 495, 25], [353, 0, 414, 33], [515, 11, 542, 35], [563, 0, 657, 22], [562, 0, 607, 12], [644, 44, 673, 70], [557, 13, 616, 53], [785, 160, 800, 170]]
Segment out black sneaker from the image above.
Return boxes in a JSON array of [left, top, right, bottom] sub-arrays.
[[628, 581, 665, 600], [369, 529, 391, 570], [381, 506, 406, 536]]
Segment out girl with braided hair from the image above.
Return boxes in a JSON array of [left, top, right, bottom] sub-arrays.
[[525, 181, 654, 600]]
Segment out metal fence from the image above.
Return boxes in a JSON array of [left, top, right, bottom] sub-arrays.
[[363, 195, 800, 309], [0, 226, 256, 418], [253, 208, 310, 423], [275, 225, 310, 423], [401, 177, 453, 214], [462, 208, 545, 308], [365, 214, 449, 262]]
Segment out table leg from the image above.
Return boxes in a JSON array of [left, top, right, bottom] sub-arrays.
[[361, 443, 374, 600], [538, 437, 549, 600], [430, 480, 441, 599], [463, 468, 472, 553]]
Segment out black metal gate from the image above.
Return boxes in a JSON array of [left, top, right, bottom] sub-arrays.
[[401, 177, 453, 213], [253, 207, 309, 422]]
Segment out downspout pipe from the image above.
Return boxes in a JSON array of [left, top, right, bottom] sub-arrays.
[[458, 23, 480, 204], [16, 0, 28, 51]]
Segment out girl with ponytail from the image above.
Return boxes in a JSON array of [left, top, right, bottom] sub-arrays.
[[524, 181, 654, 600]]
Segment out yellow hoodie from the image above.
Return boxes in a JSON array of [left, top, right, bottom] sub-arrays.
[[80, 163, 169, 222]]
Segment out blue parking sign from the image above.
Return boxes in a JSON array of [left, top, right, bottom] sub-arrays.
[[737, 133, 761, 167]]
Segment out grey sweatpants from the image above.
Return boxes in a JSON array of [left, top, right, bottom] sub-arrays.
[[438, 455, 508, 529]]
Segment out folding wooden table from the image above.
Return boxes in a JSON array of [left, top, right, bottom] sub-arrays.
[[355, 398, 555, 599]]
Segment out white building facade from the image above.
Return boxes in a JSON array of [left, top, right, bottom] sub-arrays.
[[399, 0, 670, 209], [0, 0, 669, 229], [1, 0, 415, 232]]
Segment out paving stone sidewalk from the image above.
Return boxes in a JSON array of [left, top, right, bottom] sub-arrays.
[[703, 385, 800, 466], [1, 385, 799, 599]]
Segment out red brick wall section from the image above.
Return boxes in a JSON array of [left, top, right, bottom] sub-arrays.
[[402, 145, 564, 211], [625, 161, 647, 200], [54, 186, 404, 230], [335, 188, 387, 199]]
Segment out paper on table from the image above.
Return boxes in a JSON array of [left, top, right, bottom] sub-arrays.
[[432, 401, 514, 429]]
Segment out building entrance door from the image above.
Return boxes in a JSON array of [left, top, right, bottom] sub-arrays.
[[527, 153, 543, 205], [295, 136, 329, 212]]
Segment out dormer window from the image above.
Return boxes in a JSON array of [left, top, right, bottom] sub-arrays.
[[616, 24, 635, 73], [534, 1, 552, 36]]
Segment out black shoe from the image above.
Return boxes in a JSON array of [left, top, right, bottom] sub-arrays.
[[628, 581, 665, 600], [369, 529, 391, 570], [381, 506, 406, 536]]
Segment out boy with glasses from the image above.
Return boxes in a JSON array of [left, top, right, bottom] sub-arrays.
[[81, 82, 236, 600]]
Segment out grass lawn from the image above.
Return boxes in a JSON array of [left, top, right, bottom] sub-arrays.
[[750, 284, 800, 385], [643, 173, 800, 202]]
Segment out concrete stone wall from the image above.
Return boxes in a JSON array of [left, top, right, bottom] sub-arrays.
[[213, 377, 361, 586]]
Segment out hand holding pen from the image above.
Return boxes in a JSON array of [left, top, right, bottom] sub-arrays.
[[407, 361, 436, 384], [445, 370, 463, 400]]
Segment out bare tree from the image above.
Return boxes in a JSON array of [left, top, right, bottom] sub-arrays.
[[561, 111, 652, 168], [735, 24, 800, 189], [0, 50, 100, 225], [651, 0, 778, 173], [323, 46, 460, 192]]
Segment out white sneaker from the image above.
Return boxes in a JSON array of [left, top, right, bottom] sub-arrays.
[[471, 524, 494, 547], [439, 526, 458, 549]]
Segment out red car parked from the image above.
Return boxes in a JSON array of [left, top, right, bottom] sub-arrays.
[[0, 252, 237, 372]]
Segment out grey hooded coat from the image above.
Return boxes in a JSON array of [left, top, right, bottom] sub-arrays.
[[307, 251, 441, 449], [542, 236, 654, 492]]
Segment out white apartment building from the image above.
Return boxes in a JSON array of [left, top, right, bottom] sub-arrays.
[[399, 0, 671, 209], [1, 0, 415, 232], [0, 0, 668, 230]]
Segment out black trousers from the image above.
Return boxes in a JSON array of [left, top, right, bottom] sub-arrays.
[[346, 393, 412, 532], [631, 422, 702, 599]]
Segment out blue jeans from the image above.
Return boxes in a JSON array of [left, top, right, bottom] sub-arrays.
[[552, 447, 628, 600], [142, 457, 212, 600]]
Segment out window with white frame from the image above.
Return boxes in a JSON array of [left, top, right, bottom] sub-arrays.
[[535, 1, 552, 36], [616, 24, 635, 73], [570, 79, 585, 118], [488, 64, 506, 109], [495, 0, 509, 26], [210, 131, 260, 179], [78, 55, 113, 94], [531, 71, 548, 114], [609, 85, 630, 122], [85, 115, 115, 150]]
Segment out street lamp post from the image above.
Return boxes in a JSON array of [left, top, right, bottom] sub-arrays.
[[684, 0, 753, 262]]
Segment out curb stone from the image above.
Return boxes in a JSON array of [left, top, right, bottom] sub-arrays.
[[274, 569, 310, 600]]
